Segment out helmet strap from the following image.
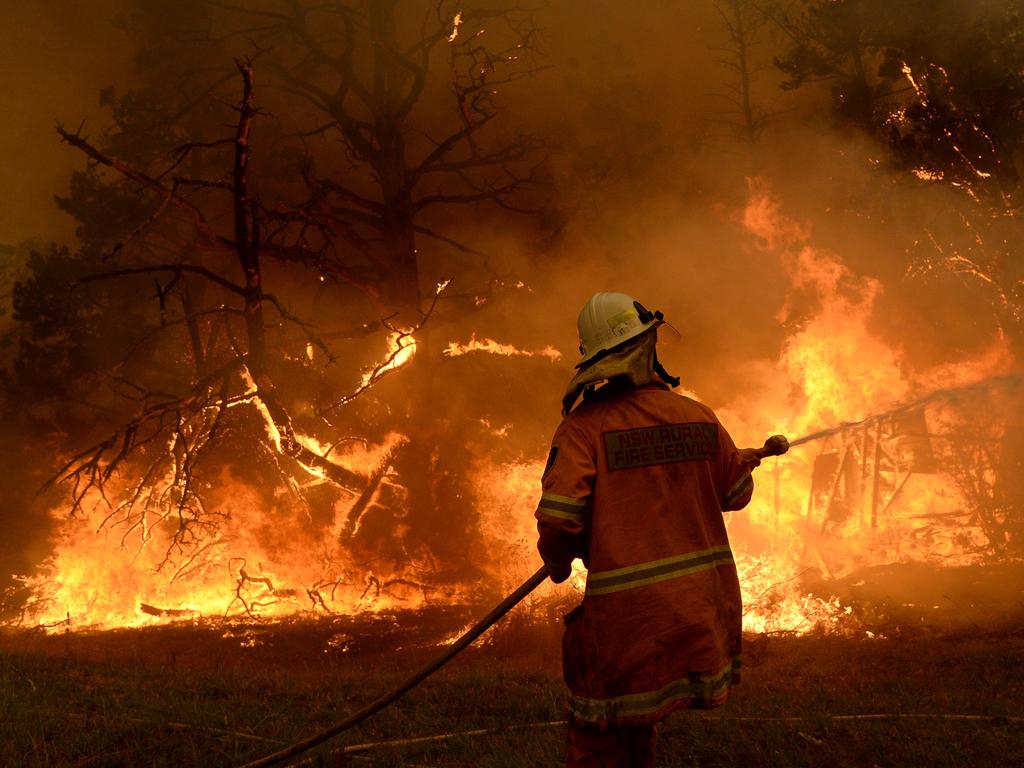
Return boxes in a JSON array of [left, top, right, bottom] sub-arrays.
[[653, 351, 680, 388]]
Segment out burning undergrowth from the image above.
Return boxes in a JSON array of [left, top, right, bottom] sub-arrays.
[[5, 182, 1023, 641]]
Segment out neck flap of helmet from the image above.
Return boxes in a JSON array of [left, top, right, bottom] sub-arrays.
[[561, 330, 679, 414]]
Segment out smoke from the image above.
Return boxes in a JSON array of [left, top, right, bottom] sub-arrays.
[[0, 1, 134, 246], [2, 1, 1021, 625]]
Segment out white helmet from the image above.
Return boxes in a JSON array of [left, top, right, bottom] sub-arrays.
[[576, 292, 664, 367]]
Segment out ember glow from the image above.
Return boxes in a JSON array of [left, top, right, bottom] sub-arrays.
[[448, 10, 463, 43]]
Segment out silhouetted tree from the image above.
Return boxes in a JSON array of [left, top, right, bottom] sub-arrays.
[[709, 0, 778, 166], [96, 0, 549, 319], [4, 1, 553, 588]]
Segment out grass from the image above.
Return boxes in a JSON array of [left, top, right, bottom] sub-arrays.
[[1, 608, 1022, 767]]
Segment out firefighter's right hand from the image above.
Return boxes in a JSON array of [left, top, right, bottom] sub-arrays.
[[547, 561, 572, 584]]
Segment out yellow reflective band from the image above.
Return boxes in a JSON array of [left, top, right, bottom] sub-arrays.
[[585, 545, 734, 596], [540, 492, 586, 508], [724, 473, 753, 505], [537, 505, 585, 522], [569, 657, 739, 722], [537, 492, 587, 521]]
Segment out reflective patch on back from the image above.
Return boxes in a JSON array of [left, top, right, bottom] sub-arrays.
[[603, 422, 717, 471], [542, 445, 559, 479]]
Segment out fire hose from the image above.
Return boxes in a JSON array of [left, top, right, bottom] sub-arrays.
[[240, 435, 790, 768], [239, 565, 550, 768]]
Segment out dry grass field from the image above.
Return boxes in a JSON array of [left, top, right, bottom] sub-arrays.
[[1, 597, 1023, 767]]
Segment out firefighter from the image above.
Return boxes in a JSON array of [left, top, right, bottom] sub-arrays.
[[535, 292, 762, 767]]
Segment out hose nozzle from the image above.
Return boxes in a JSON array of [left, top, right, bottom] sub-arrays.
[[756, 434, 789, 459]]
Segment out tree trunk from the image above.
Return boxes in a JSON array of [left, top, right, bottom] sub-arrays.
[[369, 0, 422, 318]]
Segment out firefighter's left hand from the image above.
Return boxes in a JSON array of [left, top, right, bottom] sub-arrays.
[[547, 562, 572, 584], [737, 447, 762, 469]]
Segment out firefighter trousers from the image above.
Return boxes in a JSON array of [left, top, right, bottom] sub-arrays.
[[566, 721, 658, 768]]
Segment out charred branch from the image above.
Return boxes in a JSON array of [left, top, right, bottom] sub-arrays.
[[229, 560, 298, 618], [56, 123, 230, 251], [261, 292, 336, 362], [320, 282, 447, 415], [341, 441, 402, 540], [306, 577, 345, 612], [320, 326, 417, 413], [74, 264, 246, 298], [52, 60, 389, 569], [412, 222, 479, 254], [283, 441, 365, 491], [51, 354, 246, 564], [139, 603, 196, 618]]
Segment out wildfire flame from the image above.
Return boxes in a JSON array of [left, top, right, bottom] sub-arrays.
[[720, 180, 1015, 632], [360, 331, 417, 388], [11, 181, 1018, 640], [443, 334, 561, 361], [448, 10, 463, 43]]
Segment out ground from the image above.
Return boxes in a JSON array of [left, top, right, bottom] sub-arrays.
[[1, 603, 1022, 767]]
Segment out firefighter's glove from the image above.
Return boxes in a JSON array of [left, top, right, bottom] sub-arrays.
[[547, 561, 572, 584], [737, 447, 762, 470]]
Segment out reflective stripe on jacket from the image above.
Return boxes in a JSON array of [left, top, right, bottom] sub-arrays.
[[534, 382, 755, 726]]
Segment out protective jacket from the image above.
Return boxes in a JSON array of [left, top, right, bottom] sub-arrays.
[[535, 381, 755, 726]]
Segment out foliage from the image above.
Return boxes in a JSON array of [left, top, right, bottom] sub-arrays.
[[775, 1, 1024, 186], [771, 0, 1024, 345], [932, 381, 1024, 557]]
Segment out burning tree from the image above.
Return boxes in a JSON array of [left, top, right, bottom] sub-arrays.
[[51, 61, 359, 529], [770, 0, 1024, 555], [770, 0, 1024, 353], [931, 379, 1024, 557], [7, 2, 552, 624]]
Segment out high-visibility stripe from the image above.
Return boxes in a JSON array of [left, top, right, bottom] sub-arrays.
[[585, 545, 734, 596], [536, 492, 586, 521], [569, 657, 739, 722], [723, 472, 753, 506]]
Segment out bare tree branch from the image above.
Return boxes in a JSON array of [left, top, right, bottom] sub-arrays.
[[74, 264, 246, 297], [56, 123, 231, 250]]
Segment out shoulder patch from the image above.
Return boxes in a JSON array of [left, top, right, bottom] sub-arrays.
[[542, 446, 559, 479]]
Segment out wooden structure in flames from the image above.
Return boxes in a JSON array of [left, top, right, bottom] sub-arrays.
[[800, 375, 1024, 563], [808, 409, 937, 535]]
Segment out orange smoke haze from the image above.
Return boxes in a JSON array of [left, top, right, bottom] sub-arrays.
[[2, 1, 1021, 635]]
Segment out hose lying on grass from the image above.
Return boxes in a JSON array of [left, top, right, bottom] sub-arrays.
[[286, 713, 1024, 766], [288, 720, 568, 766], [239, 565, 551, 768]]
